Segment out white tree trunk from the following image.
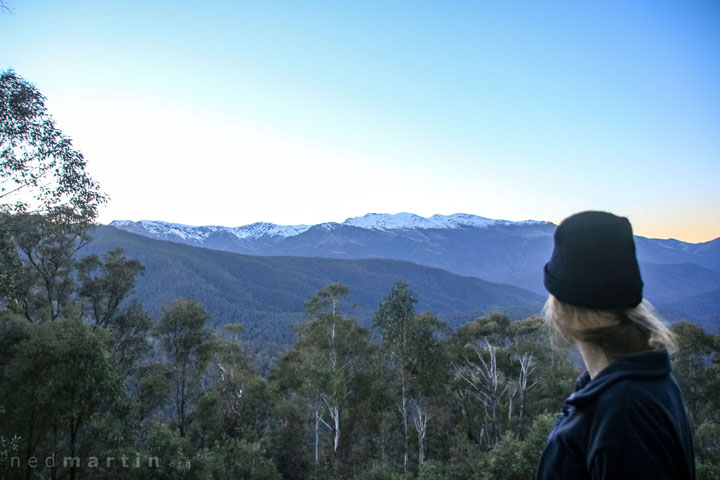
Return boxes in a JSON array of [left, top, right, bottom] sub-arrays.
[[413, 400, 432, 470], [401, 369, 408, 477], [516, 352, 537, 437], [457, 340, 507, 447], [332, 406, 340, 453], [315, 409, 320, 465]]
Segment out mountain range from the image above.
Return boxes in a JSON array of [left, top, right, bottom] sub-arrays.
[[86, 225, 546, 370], [110, 212, 720, 329]]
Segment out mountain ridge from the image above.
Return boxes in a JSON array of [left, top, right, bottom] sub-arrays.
[[109, 213, 720, 329], [86, 226, 546, 368], [110, 212, 550, 240]]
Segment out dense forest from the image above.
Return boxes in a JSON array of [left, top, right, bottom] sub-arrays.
[[82, 224, 545, 374], [0, 227, 718, 479], [2, 69, 719, 480]]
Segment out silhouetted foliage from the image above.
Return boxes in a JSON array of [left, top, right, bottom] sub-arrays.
[[1, 70, 106, 219]]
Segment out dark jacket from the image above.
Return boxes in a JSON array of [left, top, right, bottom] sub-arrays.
[[536, 348, 695, 480]]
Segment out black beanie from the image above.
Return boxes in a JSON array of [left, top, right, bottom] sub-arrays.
[[543, 211, 643, 309]]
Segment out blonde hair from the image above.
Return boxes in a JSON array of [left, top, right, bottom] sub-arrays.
[[543, 295, 677, 359]]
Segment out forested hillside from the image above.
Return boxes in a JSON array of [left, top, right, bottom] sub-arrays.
[[84, 226, 544, 368], [1, 213, 717, 479], [1, 214, 718, 480], [112, 217, 720, 329], [2, 272, 719, 480]]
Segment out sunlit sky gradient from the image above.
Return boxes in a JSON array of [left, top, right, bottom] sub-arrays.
[[2, 1, 719, 242]]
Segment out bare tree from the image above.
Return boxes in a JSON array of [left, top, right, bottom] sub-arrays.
[[412, 398, 433, 467], [457, 339, 508, 448], [515, 351, 537, 437]]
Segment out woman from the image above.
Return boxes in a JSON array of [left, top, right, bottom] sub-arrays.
[[536, 211, 695, 480]]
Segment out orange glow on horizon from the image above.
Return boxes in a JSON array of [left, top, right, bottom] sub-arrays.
[[635, 228, 719, 244], [631, 211, 720, 243]]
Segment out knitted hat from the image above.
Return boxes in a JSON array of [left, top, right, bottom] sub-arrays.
[[543, 211, 643, 309]]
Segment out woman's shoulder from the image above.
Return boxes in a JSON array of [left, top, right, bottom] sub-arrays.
[[567, 349, 675, 409], [587, 371, 691, 453], [591, 356, 686, 417]]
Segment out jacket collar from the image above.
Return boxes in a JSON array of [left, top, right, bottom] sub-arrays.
[[566, 348, 671, 407]]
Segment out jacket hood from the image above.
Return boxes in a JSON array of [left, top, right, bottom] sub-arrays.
[[566, 348, 672, 407]]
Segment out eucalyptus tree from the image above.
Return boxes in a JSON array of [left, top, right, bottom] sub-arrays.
[[293, 283, 372, 471], [405, 312, 450, 469], [153, 299, 216, 437], [671, 321, 720, 478], [1, 70, 106, 320], [1, 69, 106, 219], [374, 281, 417, 476], [450, 314, 572, 449], [374, 282, 451, 474], [0, 317, 123, 480], [76, 248, 145, 327], [455, 338, 508, 448], [0, 211, 89, 322]]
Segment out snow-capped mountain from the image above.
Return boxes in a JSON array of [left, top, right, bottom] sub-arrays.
[[110, 212, 542, 241], [109, 212, 720, 328], [341, 212, 542, 230], [109, 213, 558, 291], [110, 219, 310, 242]]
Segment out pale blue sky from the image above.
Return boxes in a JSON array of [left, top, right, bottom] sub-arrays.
[[2, 0, 719, 241]]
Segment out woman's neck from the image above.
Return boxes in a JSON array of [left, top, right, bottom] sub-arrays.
[[577, 342, 611, 379]]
